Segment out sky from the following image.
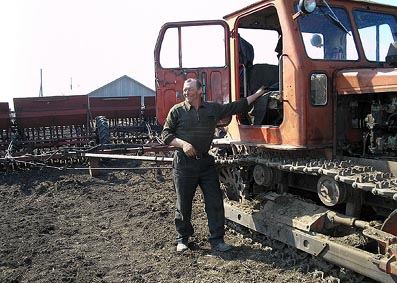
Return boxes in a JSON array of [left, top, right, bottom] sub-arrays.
[[0, 0, 395, 110], [0, 0, 256, 110]]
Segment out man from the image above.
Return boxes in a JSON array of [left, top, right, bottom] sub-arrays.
[[161, 78, 266, 252]]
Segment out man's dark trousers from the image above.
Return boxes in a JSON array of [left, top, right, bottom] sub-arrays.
[[173, 150, 225, 245]]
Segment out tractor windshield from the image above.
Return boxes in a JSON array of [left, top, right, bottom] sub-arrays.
[[353, 10, 397, 62], [298, 6, 358, 61]]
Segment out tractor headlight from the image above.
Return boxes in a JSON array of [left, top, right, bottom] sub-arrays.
[[299, 0, 317, 14]]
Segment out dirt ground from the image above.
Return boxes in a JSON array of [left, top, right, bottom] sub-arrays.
[[0, 160, 376, 283]]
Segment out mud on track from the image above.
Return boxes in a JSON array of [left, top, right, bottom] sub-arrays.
[[0, 162, 376, 283]]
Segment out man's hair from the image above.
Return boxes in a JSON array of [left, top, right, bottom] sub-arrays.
[[185, 78, 202, 89]]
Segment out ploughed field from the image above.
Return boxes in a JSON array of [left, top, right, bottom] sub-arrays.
[[0, 161, 377, 283]]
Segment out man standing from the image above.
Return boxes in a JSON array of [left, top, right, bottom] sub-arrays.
[[161, 78, 266, 252]]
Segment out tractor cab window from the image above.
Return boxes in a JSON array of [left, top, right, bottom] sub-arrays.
[[353, 10, 397, 62], [160, 25, 226, 68], [298, 6, 358, 61], [237, 6, 283, 126]]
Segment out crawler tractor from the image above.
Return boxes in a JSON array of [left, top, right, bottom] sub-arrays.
[[154, 0, 397, 282]]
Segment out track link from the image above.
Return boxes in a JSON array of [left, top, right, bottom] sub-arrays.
[[217, 155, 397, 201]]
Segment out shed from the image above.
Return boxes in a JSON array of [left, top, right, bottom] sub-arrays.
[[88, 75, 155, 105]]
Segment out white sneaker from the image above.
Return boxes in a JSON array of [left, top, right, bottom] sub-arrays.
[[176, 243, 188, 252]]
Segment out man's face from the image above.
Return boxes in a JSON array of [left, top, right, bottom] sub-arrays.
[[183, 80, 202, 105]]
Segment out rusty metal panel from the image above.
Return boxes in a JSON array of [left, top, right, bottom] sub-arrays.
[[144, 96, 156, 118], [13, 95, 88, 128], [89, 96, 141, 119], [336, 68, 397, 95]]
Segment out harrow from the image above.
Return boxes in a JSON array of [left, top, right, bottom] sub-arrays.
[[0, 94, 164, 171]]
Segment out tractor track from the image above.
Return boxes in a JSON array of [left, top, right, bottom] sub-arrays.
[[217, 154, 397, 201], [225, 219, 378, 283]]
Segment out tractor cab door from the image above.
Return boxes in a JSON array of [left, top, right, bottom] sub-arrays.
[[154, 21, 230, 124]]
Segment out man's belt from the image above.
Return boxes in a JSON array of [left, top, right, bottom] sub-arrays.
[[175, 149, 210, 159], [194, 152, 209, 160]]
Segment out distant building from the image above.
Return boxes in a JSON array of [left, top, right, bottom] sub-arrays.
[[87, 75, 155, 105]]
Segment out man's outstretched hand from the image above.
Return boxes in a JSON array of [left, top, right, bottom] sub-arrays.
[[247, 85, 268, 105]]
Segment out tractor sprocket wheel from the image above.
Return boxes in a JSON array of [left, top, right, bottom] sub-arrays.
[[218, 165, 245, 202]]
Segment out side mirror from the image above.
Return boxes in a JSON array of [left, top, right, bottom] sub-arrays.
[[310, 34, 323, 48]]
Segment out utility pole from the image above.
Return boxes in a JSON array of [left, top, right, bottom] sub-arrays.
[[39, 69, 43, 97]]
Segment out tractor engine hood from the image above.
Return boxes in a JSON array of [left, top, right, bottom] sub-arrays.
[[335, 67, 397, 95]]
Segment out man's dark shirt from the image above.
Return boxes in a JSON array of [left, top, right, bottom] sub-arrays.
[[161, 98, 248, 154]]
